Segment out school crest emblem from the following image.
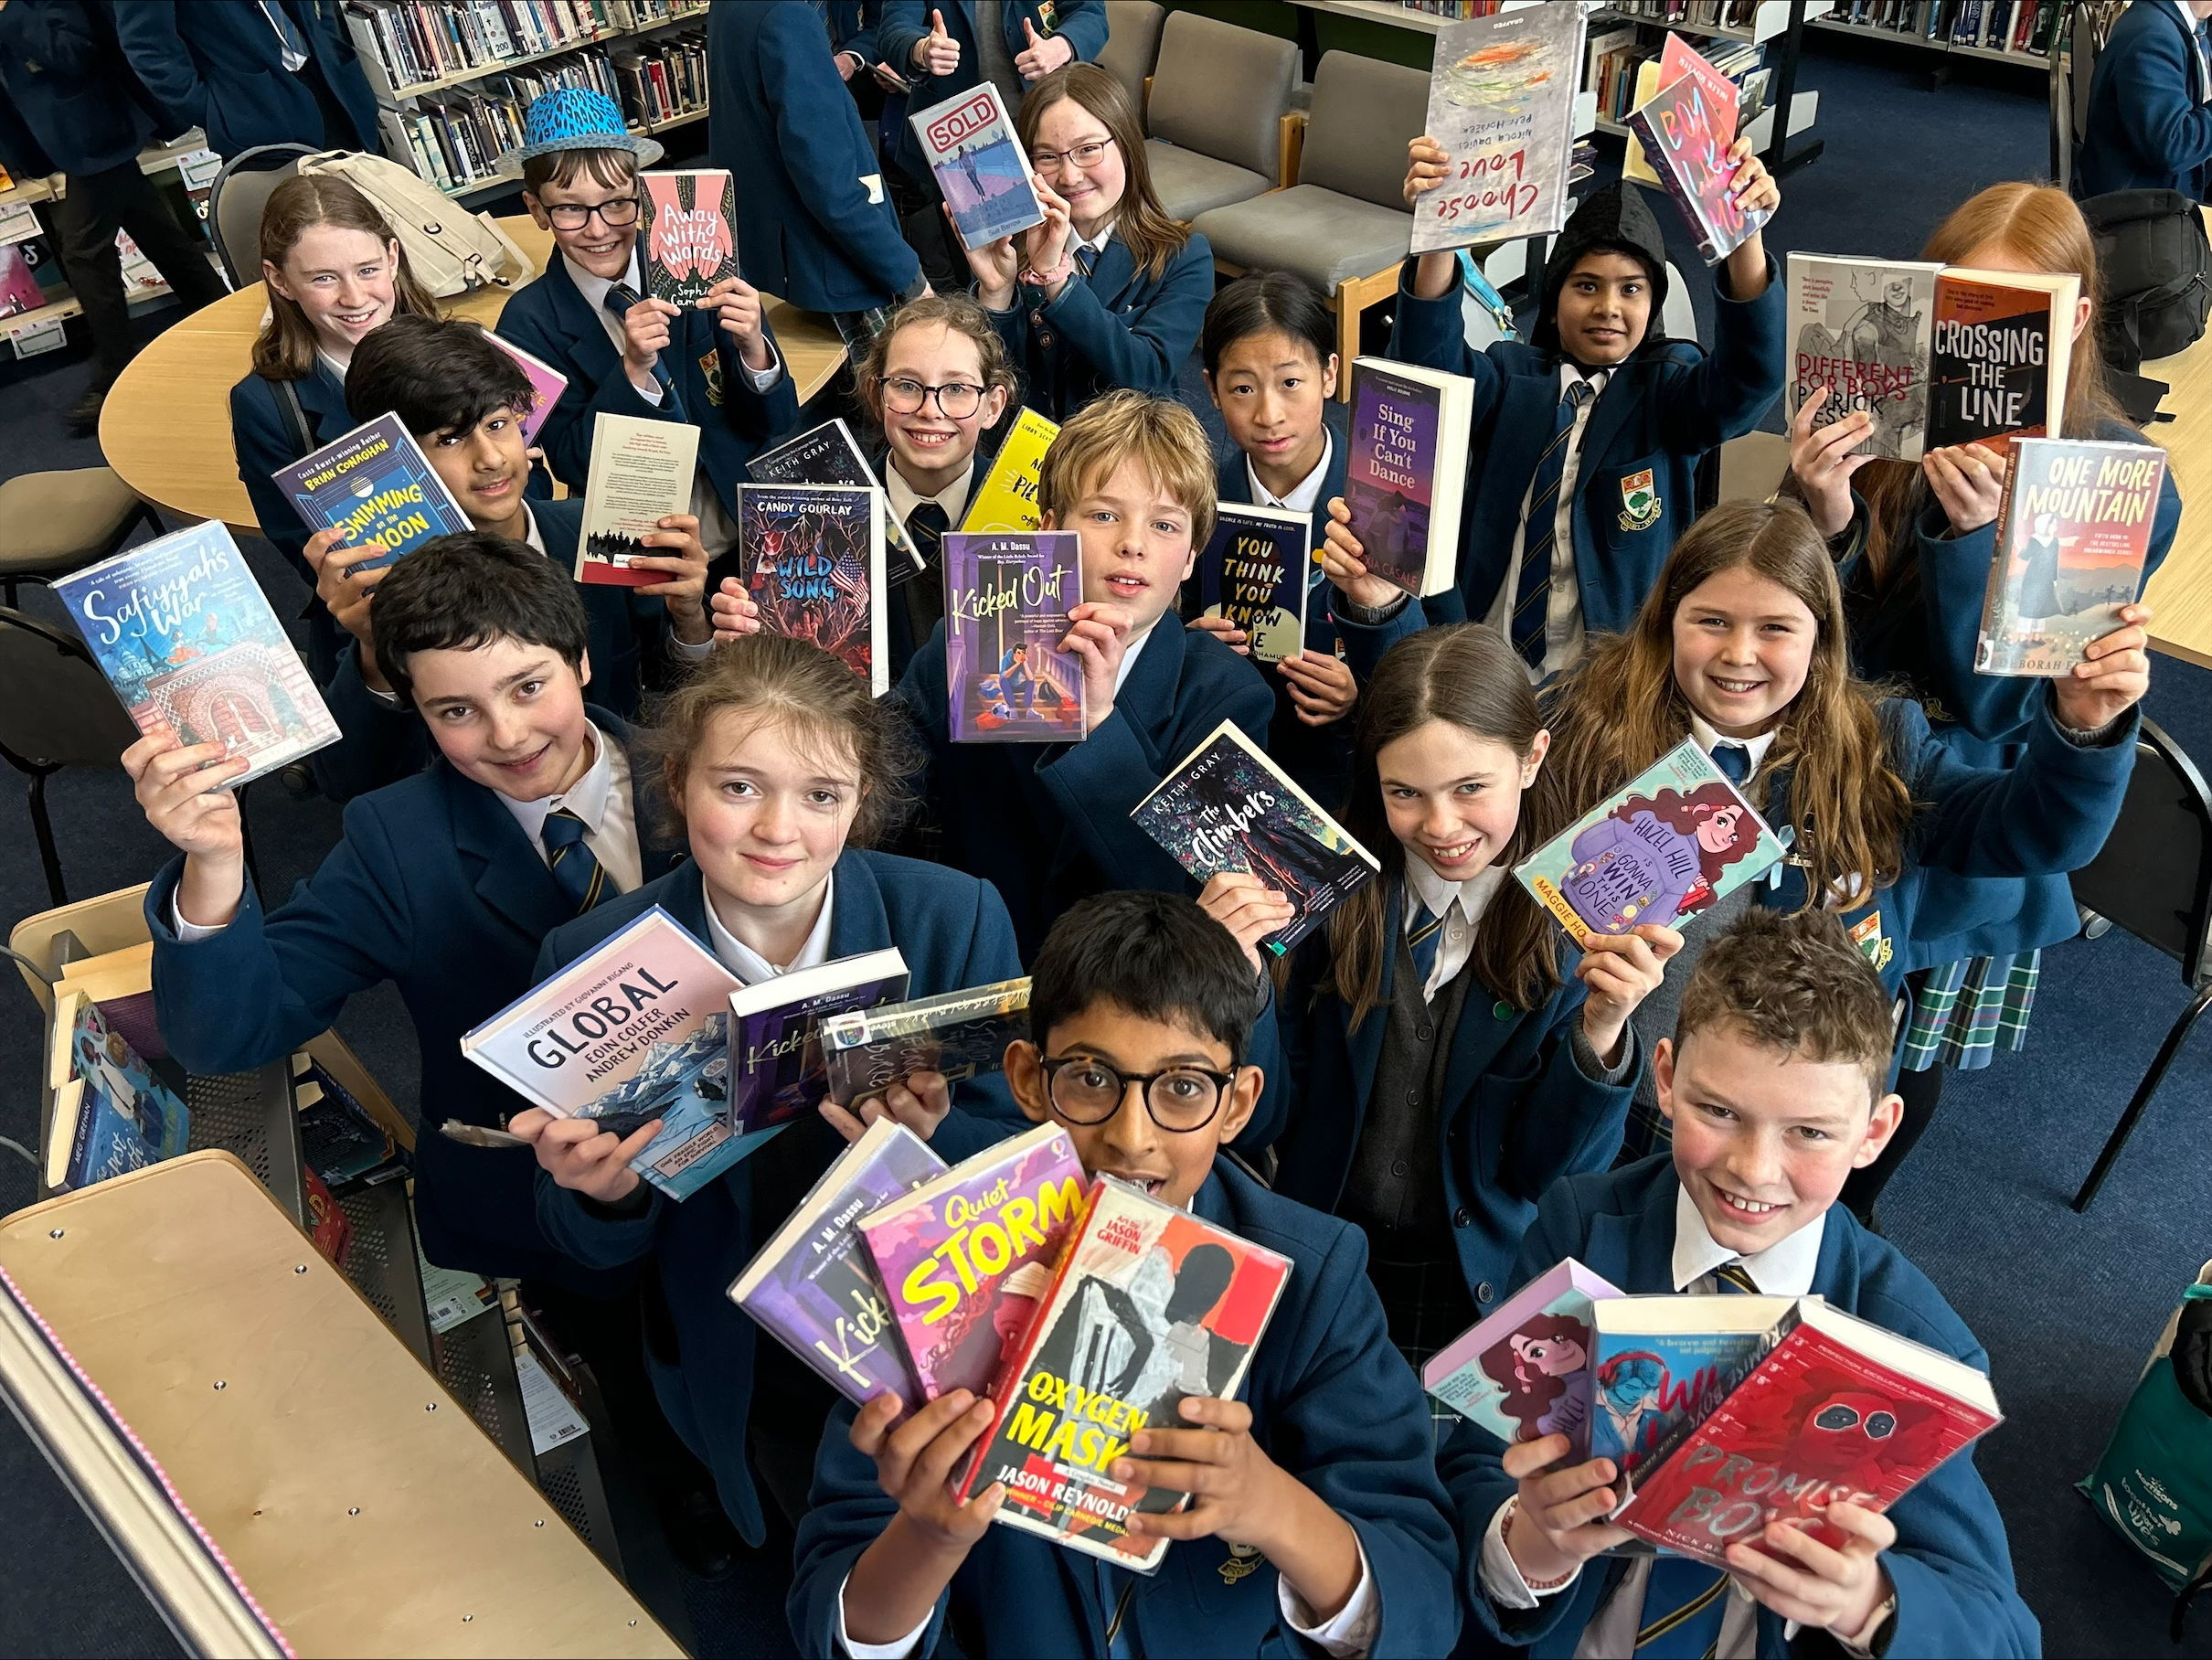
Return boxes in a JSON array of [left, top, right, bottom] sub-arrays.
[[1037, 1, 1058, 29], [1847, 911, 1893, 973], [697, 348, 725, 410], [1617, 469, 1660, 532], [1219, 1542, 1264, 1585]]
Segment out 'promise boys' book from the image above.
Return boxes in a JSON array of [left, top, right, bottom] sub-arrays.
[[943, 530, 1086, 741], [960, 409, 1059, 533], [1421, 1259, 1625, 1462], [1195, 502, 1311, 665], [1345, 356, 1473, 598], [818, 977, 1030, 1110], [271, 412, 473, 571], [1925, 267, 2077, 455], [1411, 2, 1584, 254], [728, 948, 910, 1134], [737, 483, 889, 695], [640, 170, 740, 306], [1626, 39, 1770, 266], [578, 411, 701, 587], [910, 83, 1045, 251], [1784, 254, 1941, 462], [746, 417, 924, 580], [1589, 1293, 1802, 1482]]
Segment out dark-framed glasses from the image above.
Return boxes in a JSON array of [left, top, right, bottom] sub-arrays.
[[543, 197, 642, 230], [1039, 1053, 1239, 1133], [882, 377, 986, 419]]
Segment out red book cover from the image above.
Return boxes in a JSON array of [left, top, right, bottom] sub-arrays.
[[1925, 269, 2076, 455], [303, 1165, 353, 1268]]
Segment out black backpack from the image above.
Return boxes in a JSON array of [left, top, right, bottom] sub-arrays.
[[2079, 188, 2212, 370]]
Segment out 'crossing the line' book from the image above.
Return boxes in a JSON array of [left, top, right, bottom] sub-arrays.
[[640, 170, 740, 306], [271, 412, 473, 571], [1925, 266, 2077, 455], [1784, 254, 1942, 463], [1345, 356, 1473, 598], [578, 410, 701, 587], [910, 83, 1046, 251], [943, 530, 1086, 742], [1411, 3, 1585, 255], [1195, 501, 1312, 665], [737, 483, 889, 696]]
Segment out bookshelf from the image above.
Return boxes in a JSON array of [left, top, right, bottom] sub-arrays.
[[1807, 0, 2055, 67]]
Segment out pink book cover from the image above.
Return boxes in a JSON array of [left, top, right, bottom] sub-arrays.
[[489, 334, 569, 446], [859, 1123, 1089, 1401], [640, 170, 739, 307]]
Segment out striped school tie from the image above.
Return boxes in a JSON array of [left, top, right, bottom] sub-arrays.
[[1710, 742, 1752, 785], [1511, 378, 1596, 667], [604, 282, 688, 421], [1408, 899, 1450, 997], [541, 808, 611, 915]]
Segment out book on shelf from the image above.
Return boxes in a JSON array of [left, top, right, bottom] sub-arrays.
[[1344, 356, 1472, 599], [960, 409, 1059, 534], [1411, 3, 1585, 256], [1193, 502, 1312, 665], [942, 531, 1087, 742], [45, 990, 190, 1194], [728, 948, 911, 1134], [818, 977, 1030, 1110], [1421, 1259, 1626, 1463], [612, 28, 708, 127], [747, 418, 925, 580], [1925, 267, 2077, 455], [736, 483, 889, 695], [640, 169, 739, 305], [1626, 46, 1770, 267], [271, 412, 473, 573], [487, 334, 569, 446], [51, 942, 161, 1062], [909, 83, 1045, 251], [55, 521, 342, 788], [578, 410, 700, 586], [1784, 253, 1943, 463], [292, 1050, 400, 1188], [1589, 1292, 1804, 1482]]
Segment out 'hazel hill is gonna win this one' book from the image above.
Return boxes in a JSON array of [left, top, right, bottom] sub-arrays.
[[1422, 1258, 1625, 1463], [943, 530, 1086, 741], [737, 483, 889, 696], [271, 412, 473, 572]]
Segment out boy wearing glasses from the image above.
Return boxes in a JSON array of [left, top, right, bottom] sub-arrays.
[[794, 889, 1461, 1658]]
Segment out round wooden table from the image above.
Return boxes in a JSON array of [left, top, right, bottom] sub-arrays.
[[96, 214, 847, 533]]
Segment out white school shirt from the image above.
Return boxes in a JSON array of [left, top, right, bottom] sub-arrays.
[[1480, 365, 1610, 683], [2174, 1, 2212, 99], [882, 454, 977, 531], [1246, 428, 1335, 516], [701, 874, 835, 981], [1686, 713, 1778, 778], [1402, 856, 1507, 1004]]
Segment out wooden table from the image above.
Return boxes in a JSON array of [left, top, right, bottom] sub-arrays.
[[98, 215, 845, 533], [2140, 334, 2212, 671]]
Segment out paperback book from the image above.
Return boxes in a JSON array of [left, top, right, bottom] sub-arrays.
[[54, 942, 161, 1062], [746, 418, 924, 580], [271, 412, 473, 571], [1925, 267, 2077, 454], [960, 409, 1059, 534], [292, 1050, 399, 1188], [1784, 254, 1942, 462], [1345, 357, 1473, 598], [909, 83, 1046, 250], [737, 483, 889, 695], [578, 410, 702, 587], [46, 991, 190, 1194], [942, 531, 1086, 741], [639, 170, 740, 306], [1194, 502, 1311, 665], [1132, 719, 1380, 956], [55, 520, 341, 788], [818, 977, 1030, 1110], [1515, 737, 1786, 947], [1411, 3, 1585, 254], [1421, 1259, 1626, 1462], [1589, 1293, 1802, 1482], [488, 334, 569, 446], [1626, 56, 1769, 266], [728, 948, 910, 1134]]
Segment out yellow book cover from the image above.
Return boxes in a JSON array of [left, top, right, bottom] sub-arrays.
[[960, 409, 1059, 534], [1621, 59, 1664, 186]]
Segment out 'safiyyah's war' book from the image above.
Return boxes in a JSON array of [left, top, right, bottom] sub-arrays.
[[960, 409, 1060, 534], [1345, 357, 1473, 598], [271, 412, 473, 571], [640, 170, 740, 306], [728, 948, 911, 1134], [488, 333, 569, 446], [1132, 719, 1380, 956], [746, 418, 925, 580], [1410, 3, 1585, 255], [1975, 437, 2165, 677], [818, 977, 1030, 1109], [1926, 266, 2078, 455], [46, 990, 190, 1193], [578, 410, 701, 587], [1421, 1259, 1625, 1463], [1590, 1293, 1803, 1484], [943, 530, 1086, 742], [56, 520, 341, 788], [1784, 254, 1942, 462], [1626, 54, 1769, 267], [1195, 502, 1311, 665], [737, 483, 889, 696], [910, 83, 1046, 251]]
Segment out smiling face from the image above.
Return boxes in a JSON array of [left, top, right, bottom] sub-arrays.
[[1206, 328, 1337, 484], [418, 408, 531, 534], [1671, 566, 1819, 740], [529, 170, 640, 282], [1377, 718, 1548, 886], [406, 636, 594, 801], [264, 225, 401, 357], [1695, 804, 1746, 855], [679, 708, 861, 920], [1027, 94, 1125, 239], [1045, 455, 1196, 633], [1554, 250, 1653, 365], [876, 318, 1007, 490]]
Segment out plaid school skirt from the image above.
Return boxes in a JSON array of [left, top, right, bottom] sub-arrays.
[[1898, 951, 2041, 1073]]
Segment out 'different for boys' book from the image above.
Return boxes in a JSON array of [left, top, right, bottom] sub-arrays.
[[942, 530, 1086, 741], [271, 412, 473, 571], [1194, 502, 1312, 665], [1410, 2, 1585, 255], [1345, 357, 1472, 598], [746, 418, 924, 580], [817, 977, 1030, 1110], [728, 948, 910, 1134], [56, 520, 341, 789], [639, 170, 740, 307], [737, 483, 889, 695], [1421, 1259, 1625, 1463], [909, 83, 1046, 251], [1784, 254, 1942, 463]]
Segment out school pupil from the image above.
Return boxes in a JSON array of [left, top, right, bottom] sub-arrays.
[[793, 889, 1461, 1657], [1441, 908, 2038, 1658]]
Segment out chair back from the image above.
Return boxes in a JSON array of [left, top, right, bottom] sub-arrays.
[[1146, 11, 1298, 179], [2071, 717, 2212, 987], [208, 144, 314, 287], [1097, 0, 1166, 114], [0, 608, 144, 772], [1296, 50, 1430, 211]]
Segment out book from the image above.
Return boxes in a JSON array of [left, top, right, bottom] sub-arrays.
[[1133, 718, 1379, 955], [0, 241, 43, 319], [746, 418, 924, 580], [960, 409, 1060, 534], [1623, 31, 1748, 188], [1344, 357, 1473, 598], [292, 1051, 399, 1188], [51, 942, 161, 1062], [1625, 60, 1770, 267], [728, 948, 911, 1133], [1410, 3, 1585, 255], [818, 977, 1030, 1109], [1420, 1259, 1626, 1462], [728, 1118, 950, 1411], [957, 1176, 1292, 1569], [1194, 502, 1311, 665], [578, 411, 702, 587], [271, 412, 473, 573], [736, 483, 889, 696], [942, 531, 1087, 741], [909, 83, 1046, 251], [303, 1165, 353, 1267], [1515, 737, 1787, 947], [1973, 438, 2166, 677], [487, 334, 569, 447], [1925, 267, 2077, 455], [55, 520, 341, 789], [45, 992, 190, 1193], [1589, 1293, 1802, 1483], [860, 1122, 1090, 1402], [1784, 254, 1942, 463], [1613, 1299, 2001, 1568], [639, 169, 740, 306]]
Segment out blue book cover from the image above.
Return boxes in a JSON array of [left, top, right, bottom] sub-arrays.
[[1196, 502, 1313, 665], [1589, 1295, 1798, 1482], [909, 84, 1046, 251], [49, 995, 189, 1192], [54, 520, 341, 788], [271, 412, 473, 572]]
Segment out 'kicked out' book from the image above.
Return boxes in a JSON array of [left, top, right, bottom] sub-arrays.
[[1195, 501, 1312, 665], [1785, 254, 1941, 463], [818, 977, 1030, 1110], [640, 170, 740, 306], [271, 412, 473, 572], [943, 530, 1086, 742], [1410, 2, 1585, 255], [910, 83, 1046, 251], [737, 483, 889, 696], [960, 408, 1060, 534], [747, 418, 924, 580], [1421, 1258, 1625, 1463], [578, 411, 701, 587], [1925, 266, 2078, 455], [728, 948, 911, 1134], [1345, 357, 1473, 598]]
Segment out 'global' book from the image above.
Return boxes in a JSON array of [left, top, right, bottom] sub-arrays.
[[640, 170, 740, 306], [45, 991, 190, 1194], [579, 410, 702, 587], [271, 412, 473, 571], [1626, 64, 1769, 267], [737, 483, 889, 696], [909, 83, 1045, 250], [1784, 254, 1941, 463], [943, 531, 1086, 742], [1589, 1293, 1803, 1483], [960, 409, 1059, 534], [1195, 502, 1311, 665], [728, 948, 911, 1134], [1410, 2, 1584, 254], [1421, 1259, 1625, 1462], [818, 977, 1031, 1110], [1925, 267, 2077, 455], [747, 417, 924, 580], [1345, 357, 1473, 598]]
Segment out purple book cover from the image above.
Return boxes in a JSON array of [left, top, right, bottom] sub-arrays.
[[489, 334, 569, 446], [729, 952, 910, 1134], [942, 531, 1086, 742], [1345, 364, 1440, 597]]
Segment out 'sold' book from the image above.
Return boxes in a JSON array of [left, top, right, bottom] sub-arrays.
[[737, 483, 889, 695], [271, 412, 473, 571], [1411, 2, 1585, 254], [1195, 502, 1312, 665], [488, 333, 569, 446], [1421, 1259, 1625, 1463], [1784, 254, 1942, 462], [1588, 1293, 1802, 1482], [578, 410, 701, 586], [818, 977, 1030, 1109], [960, 409, 1060, 534], [640, 170, 740, 306], [746, 418, 924, 580], [728, 948, 911, 1134], [943, 531, 1086, 742], [1345, 357, 1473, 598], [1925, 266, 2078, 455], [1626, 61, 1769, 267], [909, 83, 1045, 250]]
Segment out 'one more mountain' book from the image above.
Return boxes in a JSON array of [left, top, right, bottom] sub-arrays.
[[1196, 502, 1311, 665], [1784, 254, 1942, 463], [737, 483, 889, 695], [1410, 3, 1585, 255], [958, 1176, 1292, 1570], [1345, 357, 1473, 598], [578, 410, 701, 587], [1515, 737, 1786, 947], [271, 412, 472, 572], [45, 991, 190, 1193], [818, 977, 1030, 1109], [1421, 1259, 1625, 1462], [1974, 437, 2165, 677], [1589, 1293, 1803, 1483], [728, 947, 910, 1134], [56, 520, 341, 788], [1925, 267, 2077, 455], [1133, 719, 1380, 957], [746, 417, 924, 580], [943, 530, 1086, 742], [640, 170, 740, 306], [960, 409, 1059, 533], [910, 83, 1046, 251], [488, 334, 569, 446], [1626, 62, 1770, 267], [728, 1118, 948, 1411]]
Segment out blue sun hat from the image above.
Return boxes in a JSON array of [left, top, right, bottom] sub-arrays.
[[495, 87, 664, 178]]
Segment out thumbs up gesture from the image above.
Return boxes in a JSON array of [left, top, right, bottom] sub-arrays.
[[914, 7, 962, 76], [1016, 15, 1073, 80]]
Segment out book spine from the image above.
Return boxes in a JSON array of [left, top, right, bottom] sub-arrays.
[[1625, 107, 1722, 266]]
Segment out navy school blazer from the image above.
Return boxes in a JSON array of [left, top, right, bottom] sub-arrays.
[[1438, 1155, 2038, 1659], [2078, 0, 2212, 201], [876, 0, 1108, 181], [992, 230, 1217, 421], [112, 0, 381, 161], [144, 708, 689, 1286], [0, 0, 152, 177], [896, 612, 1276, 962], [791, 1155, 1462, 1659], [530, 851, 1025, 1547]]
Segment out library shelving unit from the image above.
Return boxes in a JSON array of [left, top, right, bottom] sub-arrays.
[[1809, 0, 2057, 69]]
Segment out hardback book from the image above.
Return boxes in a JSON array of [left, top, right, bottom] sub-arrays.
[[860, 1122, 1090, 1403], [1132, 719, 1381, 957], [1784, 254, 1943, 462], [487, 333, 569, 446], [1925, 267, 2078, 455], [818, 977, 1030, 1109], [639, 169, 740, 306], [1345, 357, 1473, 598], [746, 418, 924, 580], [55, 520, 341, 789], [1613, 1299, 2001, 1568], [728, 947, 911, 1133], [909, 83, 1046, 251], [1589, 1293, 1803, 1482], [1974, 438, 2166, 677], [578, 410, 702, 587], [1195, 502, 1311, 665], [45, 992, 190, 1194], [736, 483, 889, 696], [1515, 737, 1786, 947], [728, 1118, 949, 1411], [960, 409, 1060, 534], [942, 531, 1086, 742], [957, 1176, 1292, 1570], [1421, 1259, 1626, 1462], [1410, 3, 1586, 254], [1626, 61, 1771, 267], [271, 411, 473, 572]]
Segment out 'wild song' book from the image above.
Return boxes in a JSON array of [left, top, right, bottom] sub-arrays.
[[271, 412, 473, 571], [1589, 1293, 1803, 1483], [818, 977, 1030, 1109], [1626, 62, 1768, 267], [45, 991, 190, 1194], [1410, 2, 1585, 255], [943, 530, 1086, 741], [728, 948, 910, 1134], [746, 417, 924, 580], [1345, 357, 1473, 598], [1926, 267, 2078, 455], [1421, 1259, 1625, 1463], [910, 83, 1046, 251], [579, 410, 701, 587], [640, 170, 740, 306], [1195, 501, 1312, 665], [1784, 254, 1941, 463], [961, 409, 1060, 534], [737, 483, 889, 695]]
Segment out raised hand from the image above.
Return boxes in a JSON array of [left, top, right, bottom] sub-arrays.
[[1319, 496, 1407, 613], [913, 8, 960, 76], [1576, 924, 1683, 1066], [1499, 1432, 1633, 1589], [1787, 388, 1877, 539], [2052, 604, 2153, 733], [1923, 442, 2008, 536], [1281, 648, 1357, 727], [1197, 870, 1295, 973]]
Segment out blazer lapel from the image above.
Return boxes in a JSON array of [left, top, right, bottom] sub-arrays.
[[543, 256, 625, 386], [297, 361, 350, 442], [1340, 878, 1400, 1126], [1437, 978, 1519, 1133], [444, 763, 573, 944], [825, 852, 894, 958], [1573, 362, 1645, 486], [654, 863, 715, 946], [1120, 615, 1186, 769], [1083, 237, 1141, 311]]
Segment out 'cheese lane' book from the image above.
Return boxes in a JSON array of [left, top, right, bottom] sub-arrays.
[[1345, 356, 1473, 598], [1132, 719, 1380, 957], [737, 483, 889, 696], [943, 530, 1086, 741], [818, 977, 1030, 1110], [1925, 266, 2077, 455], [1195, 502, 1311, 665], [1410, 3, 1585, 255], [578, 410, 701, 587], [1975, 437, 2165, 677], [1589, 1293, 1803, 1484], [1515, 737, 1786, 948], [960, 409, 1060, 534], [271, 412, 473, 572], [1421, 1259, 1625, 1462], [45, 991, 190, 1194], [640, 170, 740, 306], [747, 418, 924, 580], [728, 1118, 949, 1411], [958, 1176, 1292, 1570], [1626, 64, 1769, 267], [728, 948, 910, 1134], [55, 520, 341, 788], [1784, 254, 1942, 463], [910, 83, 1046, 251], [488, 334, 569, 446]]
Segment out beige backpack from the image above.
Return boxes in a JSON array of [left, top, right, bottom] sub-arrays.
[[297, 150, 530, 297]]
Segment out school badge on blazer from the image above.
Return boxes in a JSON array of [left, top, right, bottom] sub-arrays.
[[1617, 468, 1660, 532], [1218, 1541, 1264, 1585], [1848, 910, 1893, 972], [698, 348, 725, 409]]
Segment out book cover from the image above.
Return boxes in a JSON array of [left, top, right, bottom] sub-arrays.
[[819, 977, 1031, 1109], [942, 531, 1086, 742], [737, 483, 889, 696], [1785, 254, 1941, 463], [728, 1118, 949, 1411], [729, 948, 911, 1133], [292, 1051, 399, 1188], [1515, 738, 1786, 947], [303, 1165, 353, 1266], [1410, 3, 1585, 254], [909, 83, 1046, 251], [271, 411, 473, 573], [1589, 1294, 1801, 1482], [860, 1122, 1090, 1403], [1925, 267, 2077, 455], [47, 994, 190, 1194], [578, 410, 702, 587], [1132, 719, 1381, 957], [747, 418, 924, 580], [639, 169, 740, 306], [53, 942, 161, 1062], [54, 520, 342, 789], [1196, 502, 1311, 665], [488, 333, 569, 446], [960, 409, 1060, 534], [960, 1176, 1292, 1570], [1421, 1259, 1626, 1461], [0, 242, 43, 319], [1345, 358, 1470, 599], [1626, 69, 1769, 267], [1974, 438, 2165, 677]]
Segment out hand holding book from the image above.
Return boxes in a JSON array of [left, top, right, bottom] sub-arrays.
[[1786, 389, 1879, 539], [511, 1105, 664, 1207], [1198, 871, 1298, 974], [2053, 605, 2154, 732], [842, 1389, 1005, 1645], [1318, 496, 1412, 614], [303, 526, 388, 686], [1280, 649, 1359, 727], [696, 274, 771, 368], [617, 512, 712, 644], [1500, 1434, 1634, 1588], [1575, 925, 1684, 1068], [817, 1069, 953, 1145], [1720, 1503, 1897, 1645], [122, 733, 249, 927], [1058, 600, 1134, 735], [619, 294, 683, 396]]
